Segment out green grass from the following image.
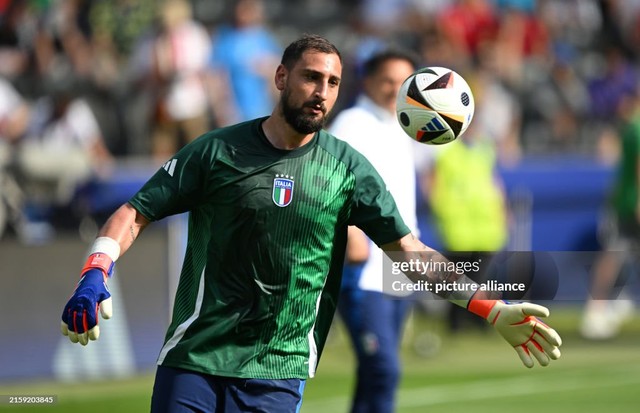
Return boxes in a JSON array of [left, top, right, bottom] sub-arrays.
[[1, 307, 639, 412]]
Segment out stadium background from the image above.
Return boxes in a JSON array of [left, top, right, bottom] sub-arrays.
[[1, 0, 639, 411]]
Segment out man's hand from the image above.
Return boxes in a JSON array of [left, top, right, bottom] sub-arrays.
[[469, 299, 562, 368], [61, 254, 114, 345]]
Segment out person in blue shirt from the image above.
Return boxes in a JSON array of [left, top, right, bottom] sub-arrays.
[[207, 0, 281, 126]]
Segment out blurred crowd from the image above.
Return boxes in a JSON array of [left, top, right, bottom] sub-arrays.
[[1, 0, 640, 242]]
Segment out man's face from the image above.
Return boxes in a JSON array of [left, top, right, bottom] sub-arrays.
[[276, 51, 342, 134], [364, 59, 415, 113]]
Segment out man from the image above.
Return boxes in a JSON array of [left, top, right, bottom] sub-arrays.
[[427, 114, 509, 334], [581, 87, 640, 339], [60, 35, 562, 413], [207, 0, 281, 126], [149, 0, 211, 160], [329, 49, 422, 413]]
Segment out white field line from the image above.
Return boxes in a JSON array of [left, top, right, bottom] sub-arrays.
[[301, 367, 640, 412]]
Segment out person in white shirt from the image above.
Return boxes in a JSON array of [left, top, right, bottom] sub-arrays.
[[329, 49, 421, 413]]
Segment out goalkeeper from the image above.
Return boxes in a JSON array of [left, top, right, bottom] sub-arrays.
[[60, 34, 561, 413]]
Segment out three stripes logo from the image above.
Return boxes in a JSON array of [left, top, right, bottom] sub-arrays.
[[421, 117, 447, 132], [417, 117, 451, 143], [162, 159, 177, 177]]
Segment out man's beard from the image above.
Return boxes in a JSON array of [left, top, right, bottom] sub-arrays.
[[281, 88, 327, 134]]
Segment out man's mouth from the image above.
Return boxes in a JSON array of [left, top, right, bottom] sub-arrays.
[[305, 102, 326, 115]]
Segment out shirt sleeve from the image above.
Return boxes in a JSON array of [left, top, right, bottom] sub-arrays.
[[129, 137, 212, 221]]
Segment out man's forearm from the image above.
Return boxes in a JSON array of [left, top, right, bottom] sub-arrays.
[[97, 203, 150, 258], [382, 233, 498, 307]]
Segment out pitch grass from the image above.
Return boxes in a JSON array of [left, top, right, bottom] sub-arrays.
[[1, 306, 639, 413]]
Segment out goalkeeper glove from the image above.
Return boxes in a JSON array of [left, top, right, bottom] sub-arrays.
[[468, 299, 562, 368], [61, 253, 114, 346]]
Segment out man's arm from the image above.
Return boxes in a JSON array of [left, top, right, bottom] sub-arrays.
[[346, 226, 370, 264], [60, 203, 150, 345], [381, 233, 562, 368], [381, 233, 485, 306], [97, 203, 151, 256]]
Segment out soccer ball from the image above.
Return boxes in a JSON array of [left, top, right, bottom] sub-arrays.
[[396, 66, 475, 145]]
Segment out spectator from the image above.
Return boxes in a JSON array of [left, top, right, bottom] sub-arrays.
[[87, 0, 158, 156], [15, 79, 113, 243], [437, 0, 498, 64], [0, 1, 32, 83], [471, 48, 523, 164], [0, 76, 29, 144], [588, 45, 638, 121], [0, 76, 30, 239], [150, 0, 211, 160], [207, 0, 281, 126]]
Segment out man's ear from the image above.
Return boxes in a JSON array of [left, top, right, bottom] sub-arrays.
[[275, 64, 286, 91]]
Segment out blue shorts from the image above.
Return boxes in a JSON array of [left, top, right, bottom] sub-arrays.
[[150, 366, 306, 413]]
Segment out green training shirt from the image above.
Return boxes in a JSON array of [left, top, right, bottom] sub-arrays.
[[129, 117, 410, 379], [613, 115, 640, 222]]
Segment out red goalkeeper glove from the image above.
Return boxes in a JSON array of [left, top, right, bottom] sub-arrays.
[[468, 299, 562, 368]]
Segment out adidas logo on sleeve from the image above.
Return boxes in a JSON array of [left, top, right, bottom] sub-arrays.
[[162, 159, 177, 177]]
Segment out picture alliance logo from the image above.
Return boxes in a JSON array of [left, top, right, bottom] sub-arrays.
[[388, 278, 527, 296]]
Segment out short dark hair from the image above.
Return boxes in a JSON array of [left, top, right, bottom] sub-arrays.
[[281, 34, 342, 70], [361, 49, 419, 78]]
